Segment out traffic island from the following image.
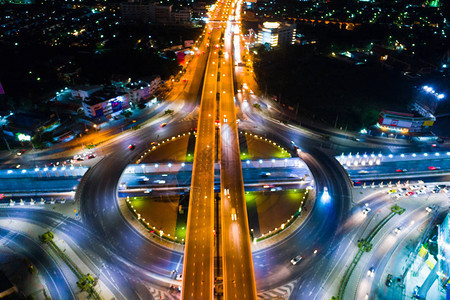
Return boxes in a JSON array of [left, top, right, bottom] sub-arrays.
[[119, 131, 315, 250]]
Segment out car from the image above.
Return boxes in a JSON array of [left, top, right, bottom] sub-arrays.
[[150, 142, 157, 146], [223, 115, 227, 123], [76, 157, 85, 161], [368, 266, 375, 277], [394, 227, 402, 234], [260, 172, 271, 178], [128, 144, 136, 150], [363, 207, 371, 214], [16, 149, 26, 156], [160, 123, 167, 127], [87, 154, 96, 159], [396, 169, 407, 173], [144, 189, 153, 194], [431, 144, 438, 148], [358, 170, 369, 174], [388, 189, 397, 194], [290, 255, 302, 265], [176, 274, 182, 281], [426, 206, 433, 213], [138, 176, 149, 183], [428, 166, 440, 170], [231, 208, 237, 221], [386, 274, 393, 287]]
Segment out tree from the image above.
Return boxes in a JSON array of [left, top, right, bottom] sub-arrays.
[[39, 231, 54, 243]]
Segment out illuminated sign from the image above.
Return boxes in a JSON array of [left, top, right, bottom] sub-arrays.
[[16, 133, 31, 142]]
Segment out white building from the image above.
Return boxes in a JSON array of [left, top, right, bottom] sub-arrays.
[[257, 22, 296, 47], [125, 81, 152, 104], [82, 87, 130, 119], [71, 85, 103, 100]]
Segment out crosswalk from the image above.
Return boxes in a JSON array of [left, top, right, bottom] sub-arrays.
[[257, 281, 297, 300], [147, 286, 180, 300], [146, 279, 297, 299]]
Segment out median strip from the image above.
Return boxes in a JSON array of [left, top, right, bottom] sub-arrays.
[[39, 231, 101, 300], [334, 204, 405, 300]]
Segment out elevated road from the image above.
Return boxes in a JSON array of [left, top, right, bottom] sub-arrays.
[[219, 13, 257, 300], [181, 25, 220, 300]]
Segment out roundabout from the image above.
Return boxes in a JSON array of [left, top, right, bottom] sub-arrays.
[[117, 130, 314, 247], [76, 117, 352, 298]]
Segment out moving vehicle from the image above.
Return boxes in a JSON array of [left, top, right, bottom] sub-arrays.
[[362, 207, 371, 215], [160, 123, 167, 127], [396, 169, 407, 173], [128, 144, 136, 150], [290, 255, 302, 265], [368, 266, 375, 277], [138, 176, 149, 183], [386, 274, 393, 287], [231, 208, 237, 221]]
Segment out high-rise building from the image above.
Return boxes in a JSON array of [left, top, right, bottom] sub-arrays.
[[120, 0, 191, 24], [257, 22, 296, 47]]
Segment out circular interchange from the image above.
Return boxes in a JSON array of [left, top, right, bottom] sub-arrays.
[[120, 130, 316, 246]]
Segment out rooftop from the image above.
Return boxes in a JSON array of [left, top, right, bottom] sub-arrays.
[[84, 87, 127, 106]]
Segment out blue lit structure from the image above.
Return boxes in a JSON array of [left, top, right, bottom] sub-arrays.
[[438, 212, 450, 287]]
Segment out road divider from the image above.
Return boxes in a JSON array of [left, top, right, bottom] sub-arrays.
[[335, 204, 405, 300], [39, 231, 101, 300]]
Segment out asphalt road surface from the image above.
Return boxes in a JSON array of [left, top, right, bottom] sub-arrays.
[[219, 10, 257, 299]]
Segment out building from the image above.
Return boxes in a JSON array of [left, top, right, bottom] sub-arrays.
[[438, 212, 450, 287], [147, 75, 163, 95], [121, 1, 188, 24], [111, 75, 162, 99], [377, 110, 435, 134], [125, 81, 152, 104], [257, 22, 296, 47], [173, 9, 192, 24], [120, 0, 155, 22], [82, 87, 130, 119], [155, 5, 172, 24], [71, 85, 103, 100]]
